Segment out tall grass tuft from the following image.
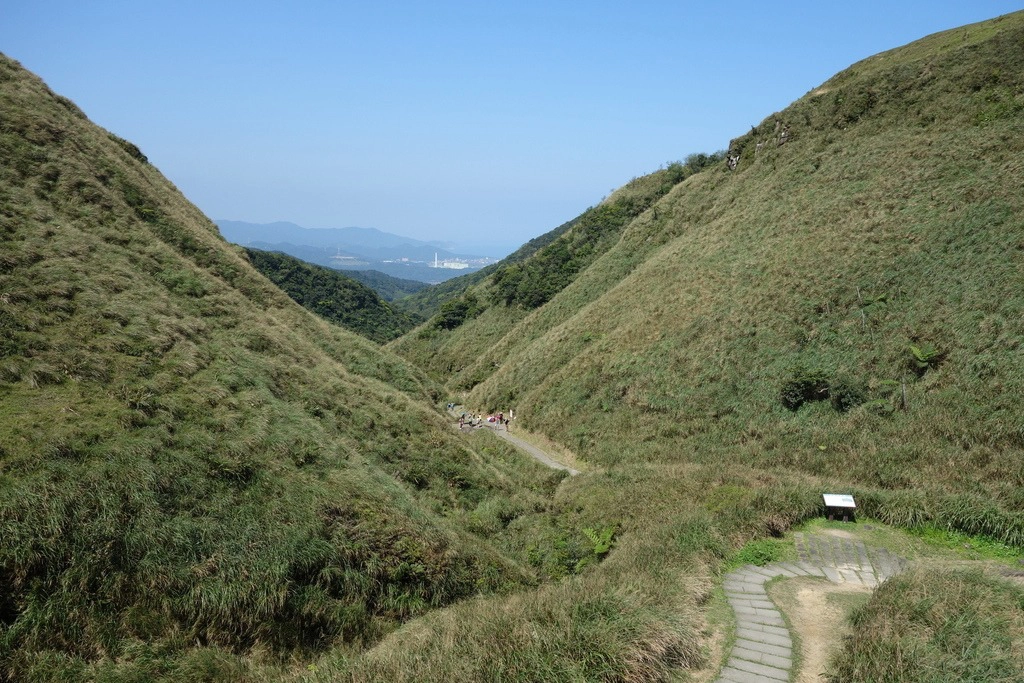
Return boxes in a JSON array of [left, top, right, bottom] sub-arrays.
[[828, 567, 1024, 682], [307, 571, 706, 683]]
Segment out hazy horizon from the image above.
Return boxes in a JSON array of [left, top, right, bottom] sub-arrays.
[[215, 217, 521, 259], [3, 1, 1020, 249]]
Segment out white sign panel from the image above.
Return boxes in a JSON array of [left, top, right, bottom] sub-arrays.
[[822, 494, 856, 508]]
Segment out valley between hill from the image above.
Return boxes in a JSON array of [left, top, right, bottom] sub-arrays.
[[2, 9, 1024, 683]]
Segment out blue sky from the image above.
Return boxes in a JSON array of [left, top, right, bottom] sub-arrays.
[[2, 1, 1021, 256]]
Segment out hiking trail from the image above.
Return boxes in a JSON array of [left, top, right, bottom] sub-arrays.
[[450, 406, 580, 475], [714, 530, 907, 683]]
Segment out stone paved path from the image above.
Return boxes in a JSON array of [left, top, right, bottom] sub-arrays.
[[715, 532, 906, 683]]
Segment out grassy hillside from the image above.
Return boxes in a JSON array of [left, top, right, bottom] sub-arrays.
[[390, 154, 723, 380], [5, 10, 1024, 683], [243, 248, 420, 343], [390, 154, 720, 325], [379, 13, 1024, 680], [397, 11, 1024, 524], [0, 53, 575, 681]]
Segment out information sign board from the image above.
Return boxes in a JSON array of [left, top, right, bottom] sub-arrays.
[[822, 494, 856, 508]]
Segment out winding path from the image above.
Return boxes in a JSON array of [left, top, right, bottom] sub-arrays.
[[715, 532, 906, 683], [490, 427, 580, 475], [451, 406, 580, 475], [450, 406, 915, 679]]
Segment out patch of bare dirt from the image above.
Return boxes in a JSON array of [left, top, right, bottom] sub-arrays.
[[768, 577, 871, 683], [820, 528, 856, 540]]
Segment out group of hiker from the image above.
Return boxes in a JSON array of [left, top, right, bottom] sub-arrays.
[[447, 403, 513, 431]]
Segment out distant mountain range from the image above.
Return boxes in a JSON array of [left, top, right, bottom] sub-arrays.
[[216, 220, 500, 283]]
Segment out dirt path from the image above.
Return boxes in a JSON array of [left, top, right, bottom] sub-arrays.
[[450, 406, 580, 475], [490, 427, 580, 475], [768, 578, 871, 683]]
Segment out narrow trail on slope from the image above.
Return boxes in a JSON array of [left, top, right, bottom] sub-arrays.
[[489, 427, 581, 475], [449, 406, 581, 475]]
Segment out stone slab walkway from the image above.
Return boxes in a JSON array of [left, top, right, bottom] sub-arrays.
[[715, 532, 906, 683]]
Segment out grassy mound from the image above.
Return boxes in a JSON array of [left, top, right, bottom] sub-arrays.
[[828, 567, 1024, 682]]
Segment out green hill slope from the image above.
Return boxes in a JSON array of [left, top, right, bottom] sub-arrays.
[[243, 248, 420, 342], [0, 53, 566, 680], [388, 154, 721, 327], [389, 155, 723, 380], [342, 268, 429, 302], [397, 14, 1024, 538], [6, 10, 1024, 682], [371, 15, 1024, 679]]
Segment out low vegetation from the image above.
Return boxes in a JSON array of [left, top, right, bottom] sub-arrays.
[[385, 11, 1024, 680], [0, 52, 562, 681], [828, 568, 1024, 682], [395, 11, 1024, 535]]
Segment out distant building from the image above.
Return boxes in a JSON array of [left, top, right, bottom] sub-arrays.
[[432, 252, 471, 269]]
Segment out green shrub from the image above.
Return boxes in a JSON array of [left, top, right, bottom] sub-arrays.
[[829, 376, 867, 412], [908, 343, 944, 377], [732, 538, 785, 567], [780, 366, 831, 410], [157, 268, 208, 297], [433, 293, 484, 330], [107, 132, 149, 164], [583, 526, 615, 555]]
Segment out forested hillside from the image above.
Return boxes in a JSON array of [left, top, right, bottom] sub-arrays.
[[243, 248, 420, 342], [342, 268, 428, 302]]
